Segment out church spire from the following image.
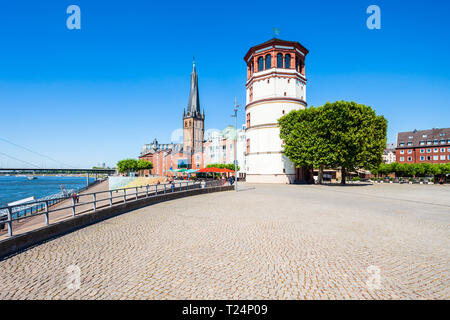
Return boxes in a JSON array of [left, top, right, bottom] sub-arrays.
[[187, 58, 201, 117]]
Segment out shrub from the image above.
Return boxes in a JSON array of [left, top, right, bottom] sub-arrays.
[[352, 176, 361, 182]]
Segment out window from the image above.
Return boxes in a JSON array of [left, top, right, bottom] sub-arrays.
[[440, 155, 445, 160], [420, 149, 425, 153], [265, 54, 271, 69], [399, 142, 405, 146], [407, 156, 412, 161], [448, 148, 450, 152], [427, 156, 431, 161], [282, 110, 285, 115], [400, 157, 405, 162], [448, 155, 450, 160], [433, 156, 438, 160], [222, 145, 226, 151], [434, 148, 438, 153], [419, 141, 425, 145], [246, 139, 250, 154], [258, 57, 264, 71], [440, 133, 445, 137], [448, 139, 450, 144], [434, 139, 438, 144], [420, 156, 425, 161], [408, 135, 413, 139], [427, 149, 431, 153], [400, 150, 404, 154], [407, 150, 412, 154], [427, 140, 431, 145], [423, 134, 427, 138], [441, 139, 445, 144], [284, 54, 291, 69], [196, 163, 200, 168], [246, 112, 250, 127], [295, 56, 300, 72], [277, 53, 283, 68], [441, 148, 445, 152], [407, 142, 412, 146], [230, 144, 233, 150]]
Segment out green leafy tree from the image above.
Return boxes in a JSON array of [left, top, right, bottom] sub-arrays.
[[279, 107, 335, 184], [137, 159, 153, 172], [322, 101, 387, 184], [280, 101, 387, 185], [117, 159, 138, 175]]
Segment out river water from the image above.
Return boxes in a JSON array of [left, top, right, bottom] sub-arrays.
[[0, 176, 95, 208]]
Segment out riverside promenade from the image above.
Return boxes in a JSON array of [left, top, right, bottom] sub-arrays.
[[0, 183, 449, 300]]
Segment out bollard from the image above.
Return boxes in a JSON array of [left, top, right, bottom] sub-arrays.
[[44, 201, 49, 225], [155, 184, 158, 196], [72, 197, 76, 217], [135, 187, 138, 200], [109, 191, 113, 207], [164, 184, 166, 194], [7, 207, 12, 237], [93, 193, 97, 212]]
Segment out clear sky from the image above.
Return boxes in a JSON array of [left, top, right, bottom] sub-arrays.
[[0, 0, 449, 168]]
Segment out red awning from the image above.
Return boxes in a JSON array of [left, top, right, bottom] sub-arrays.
[[218, 168, 235, 173], [197, 167, 221, 173]]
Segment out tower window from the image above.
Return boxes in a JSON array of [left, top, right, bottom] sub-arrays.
[[265, 54, 271, 69], [277, 53, 283, 68], [258, 57, 264, 72], [246, 112, 251, 127], [295, 56, 300, 72], [284, 54, 291, 69], [246, 139, 250, 154]]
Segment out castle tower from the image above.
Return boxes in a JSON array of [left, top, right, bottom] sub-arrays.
[[183, 59, 204, 167], [243, 38, 309, 183]]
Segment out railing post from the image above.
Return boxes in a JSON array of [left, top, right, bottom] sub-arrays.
[[44, 201, 49, 226], [93, 193, 97, 212], [155, 184, 158, 196], [109, 191, 113, 207], [146, 185, 149, 198], [135, 187, 138, 200], [71, 197, 76, 217], [164, 184, 166, 194], [123, 189, 126, 203], [179, 183, 181, 192], [6, 207, 12, 237]]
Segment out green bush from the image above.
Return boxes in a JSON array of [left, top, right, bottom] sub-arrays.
[[352, 176, 361, 182]]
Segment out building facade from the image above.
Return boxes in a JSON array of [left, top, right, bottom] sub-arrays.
[[243, 38, 309, 183], [203, 125, 247, 177], [396, 128, 450, 164], [383, 143, 396, 164]]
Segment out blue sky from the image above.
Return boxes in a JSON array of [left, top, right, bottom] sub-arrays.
[[0, 0, 449, 168]]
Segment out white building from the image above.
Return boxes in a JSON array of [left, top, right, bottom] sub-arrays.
[[383, 143, 396, 164], [243, 38, 309, 183]]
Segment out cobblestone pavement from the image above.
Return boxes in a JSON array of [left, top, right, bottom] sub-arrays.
[[0, 183, 449, 299]]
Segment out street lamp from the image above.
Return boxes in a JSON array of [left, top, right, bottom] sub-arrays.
[[231, 97, 240, 191]]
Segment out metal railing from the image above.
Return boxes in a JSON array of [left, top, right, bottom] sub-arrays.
[[0, 179, 224, 238]]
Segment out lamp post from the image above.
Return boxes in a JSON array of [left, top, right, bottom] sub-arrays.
[[231, 97, 240, 191]]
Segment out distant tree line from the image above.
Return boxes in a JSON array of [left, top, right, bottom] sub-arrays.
[[372, 162, 450, 178], [206, 163, 240, 171]]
